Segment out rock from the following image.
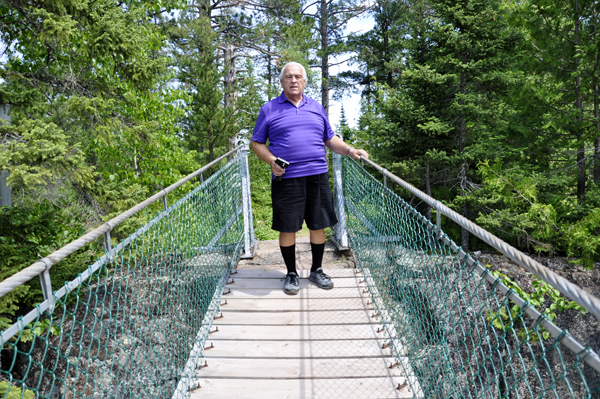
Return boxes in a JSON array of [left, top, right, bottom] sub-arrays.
[[117, 350, 131, 367], [101, 374, 113, 389]]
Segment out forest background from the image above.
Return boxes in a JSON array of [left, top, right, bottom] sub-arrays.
[[0, 0, 599, 319]]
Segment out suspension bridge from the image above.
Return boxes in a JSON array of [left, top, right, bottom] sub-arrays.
[[0, 139, 599, 398]]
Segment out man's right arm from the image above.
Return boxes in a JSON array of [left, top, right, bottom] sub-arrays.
[[251, 141, 285, 177]]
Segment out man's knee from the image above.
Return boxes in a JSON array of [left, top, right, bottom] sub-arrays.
[[279, 232, 296, 247], [309, 229, 326, 244]]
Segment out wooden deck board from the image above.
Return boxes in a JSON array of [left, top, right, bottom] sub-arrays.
[[202, 339, 391, 358], [206, 323, 395, 341], [190, 377, 414, 399], [214, 309, 377, 325], [195, 357, 402, 379], [221, 297, 374, 311], [222, 287, 367, 299]]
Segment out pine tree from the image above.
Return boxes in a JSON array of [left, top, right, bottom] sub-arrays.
[[341, 0, 405, 99], [506, 0, 600, 202], [357, 0, 521, 250], [172, 14, 238, 162], [0, 0, 197, 306], [338, 104, 353, 142]]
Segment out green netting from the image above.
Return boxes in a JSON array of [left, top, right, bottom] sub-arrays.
[[341, 157, 600, 399], [0, 155, 246, 398]]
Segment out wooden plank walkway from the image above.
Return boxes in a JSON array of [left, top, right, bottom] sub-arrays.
[[190, 267, 413, 398]]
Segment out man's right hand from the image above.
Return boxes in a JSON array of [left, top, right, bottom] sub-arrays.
[[271, 158, 286, 178]]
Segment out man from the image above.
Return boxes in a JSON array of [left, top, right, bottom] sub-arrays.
[[251, 62, 369, 295]]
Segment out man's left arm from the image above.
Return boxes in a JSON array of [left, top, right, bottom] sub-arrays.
[[325, 135, 369, 160]]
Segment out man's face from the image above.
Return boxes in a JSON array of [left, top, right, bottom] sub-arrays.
[[280, 64, 306, 98]]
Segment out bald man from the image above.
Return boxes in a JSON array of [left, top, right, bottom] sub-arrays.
[[251, 62, 369, 295]]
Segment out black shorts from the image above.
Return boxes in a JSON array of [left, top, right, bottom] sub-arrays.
[[271, 172, 339, 233]]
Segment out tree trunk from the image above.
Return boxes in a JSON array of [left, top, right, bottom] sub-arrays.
[[459, 71, 469, 251], [267, 41, 273, 101], [575, 0, 586, 201], [594, 6, 600, 183], [320, 0, 329, 115], [223, 44, 239, 155], [223, 44, 238, 110]]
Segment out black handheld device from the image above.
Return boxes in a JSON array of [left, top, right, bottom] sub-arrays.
[[274, 157, 289, 181]]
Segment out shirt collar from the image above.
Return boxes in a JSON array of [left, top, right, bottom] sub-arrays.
[[278, 91, 306, 106]]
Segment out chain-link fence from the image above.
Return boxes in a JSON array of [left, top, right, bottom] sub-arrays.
[[0, 146, 252, 398], [340, 156, 600, 398]]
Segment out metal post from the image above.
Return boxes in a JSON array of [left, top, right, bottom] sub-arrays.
[[39, 258, 54, 308], [435, 201, 442, 240], [39, 271, 53, 302], [243, 143, 256, 253], [104, 231, 112, 253], [162, 195, 168, 212], [238, 138, 255, 259], [383, 170, 387, 188], [332, 135, 349, 250]]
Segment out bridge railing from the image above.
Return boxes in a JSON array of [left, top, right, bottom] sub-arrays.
[[332, 153, 600, 398], [0, 140, 255, 398]]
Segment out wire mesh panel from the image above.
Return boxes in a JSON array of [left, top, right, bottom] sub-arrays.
[[0, 156, 246, 398], [341, 157, 600, 399]]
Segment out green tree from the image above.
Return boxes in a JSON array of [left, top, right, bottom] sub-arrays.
[[0, 0, 197, 310], [337, 104, 353, 142], [309, 0, 368, 114], [505, 0, 600, 203], [357, 0, 522, 250], [172, 14, 238, 162], [341, 0, 405, 100]]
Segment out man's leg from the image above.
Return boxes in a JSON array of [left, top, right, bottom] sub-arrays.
[[279, 232, 297, 275], [279, 232, 299, 295], [271, 176, 306, 295], [309, 229, 325, 273], [308, 228, 333, 289], [305, 173, 337, 290]]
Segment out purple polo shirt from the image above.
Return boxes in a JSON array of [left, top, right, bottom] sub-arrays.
[[252, 92, 335, 179]]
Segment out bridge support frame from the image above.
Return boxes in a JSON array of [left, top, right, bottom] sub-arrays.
[[331, 134, 349, 251], [238, 138, 257, 259]]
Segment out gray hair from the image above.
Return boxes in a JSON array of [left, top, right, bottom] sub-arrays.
[[279, 62, 308, 83]]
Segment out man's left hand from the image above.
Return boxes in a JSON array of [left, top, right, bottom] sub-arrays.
[[349, 148, 369, 160]]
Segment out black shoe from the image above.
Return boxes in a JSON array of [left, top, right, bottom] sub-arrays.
[[308, 268, 334, 290], [281, 272, 299, 295]]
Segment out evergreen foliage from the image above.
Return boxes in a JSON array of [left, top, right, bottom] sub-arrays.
[[351, 0, 600, 266], [172, 15, 237, 162], [0, 0, 196, 320]]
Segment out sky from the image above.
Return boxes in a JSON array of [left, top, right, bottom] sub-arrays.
[[327, 14, 375, 131]]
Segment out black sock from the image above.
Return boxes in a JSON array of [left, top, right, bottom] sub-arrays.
[[280, 244, 297, 275], [310, 242, 325, 273]]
